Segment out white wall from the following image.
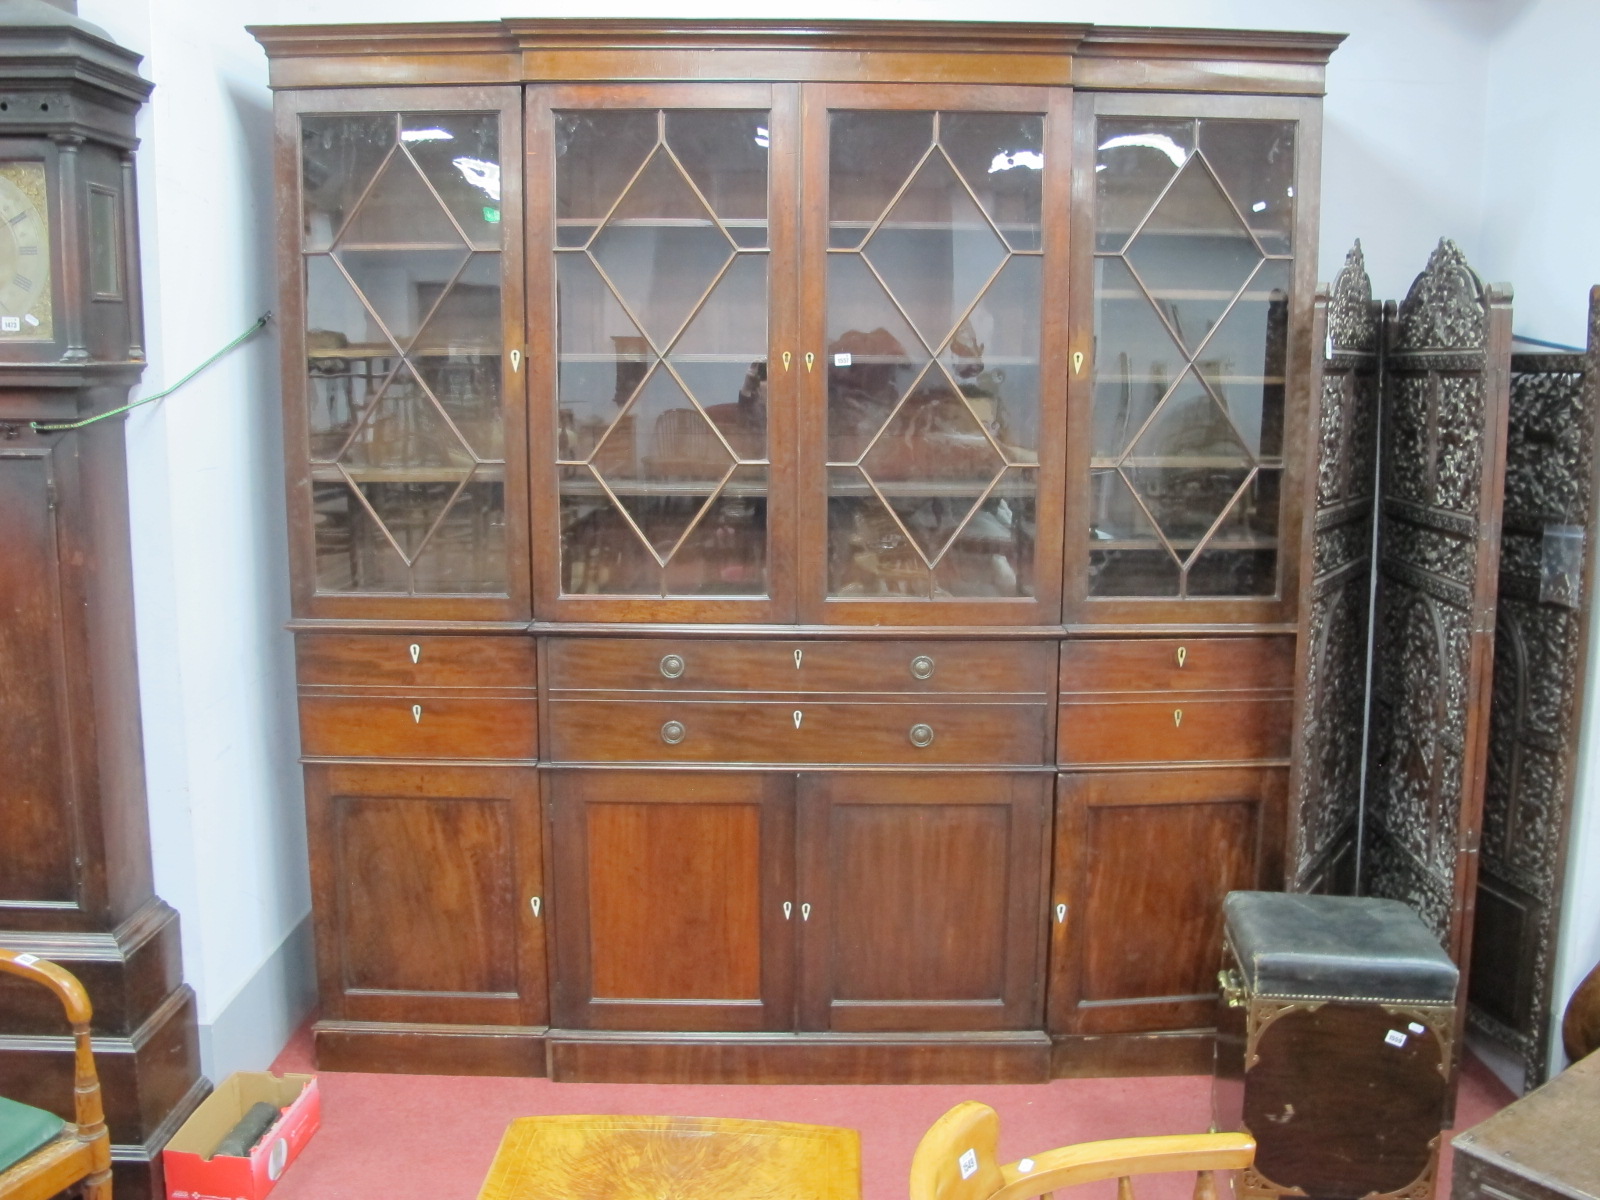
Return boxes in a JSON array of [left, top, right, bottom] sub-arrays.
[[77, 0, 311, 1082], [1476, 0, 1600, 1078], [89, 0, 1600, 1077]]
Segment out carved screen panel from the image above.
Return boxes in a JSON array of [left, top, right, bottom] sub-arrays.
[[1466, 295, 1597, 1089], [1289, 243, 1380, 894], [1362, 240, 1512, 970]]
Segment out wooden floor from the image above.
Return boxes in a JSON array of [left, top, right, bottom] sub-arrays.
[[264, 1023, 1514, 1200]]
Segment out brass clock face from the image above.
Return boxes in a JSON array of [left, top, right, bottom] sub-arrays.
[[0, 161, 54, 341]]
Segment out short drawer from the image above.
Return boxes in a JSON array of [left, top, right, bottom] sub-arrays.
[[1060, 637, 1294, 695], [1057, 697, 1292, 765], [546, 699, 1050, 765], [299, 696, 538, 760], [546, 637, 1050, 695], [296, 634, 535, 690]]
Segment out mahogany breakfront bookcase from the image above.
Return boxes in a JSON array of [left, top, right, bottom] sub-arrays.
[[250, 19, 1344, 1080]]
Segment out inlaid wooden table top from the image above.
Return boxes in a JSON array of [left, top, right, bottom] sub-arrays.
[[476, 1114, 862, 1200]]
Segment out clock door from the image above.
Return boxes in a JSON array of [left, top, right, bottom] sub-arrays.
[[278, 86, 529, 620]]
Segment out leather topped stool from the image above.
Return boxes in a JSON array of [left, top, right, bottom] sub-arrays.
[[1213, 892, 1459, 1200]]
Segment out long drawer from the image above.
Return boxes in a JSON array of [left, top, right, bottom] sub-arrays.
[[545, 637, 1051, 695], [1060, 636, 1294, 695], [546, 698, 1050, 765], [297, 633, 536, 690], [1058, 696, 1292, 765], [299, 695, 539, 760]]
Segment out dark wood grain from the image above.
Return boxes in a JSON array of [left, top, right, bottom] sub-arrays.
[[296, 632, 536, 689], [299, 695, 538, 760], [547, 699, 1049, 765], [1060, 637, 1294, 694], [546, 636, 1052, 694], [1058, 697, 1291, 765], [795, 773, 1049, 1032]]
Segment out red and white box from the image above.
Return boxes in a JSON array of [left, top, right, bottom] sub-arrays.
[[164, 1072, 320, 1200]]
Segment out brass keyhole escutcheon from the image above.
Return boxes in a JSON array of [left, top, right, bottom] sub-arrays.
[[910, 655, 935, 680], [1176, 645, 1187, 668], [409, 643, 421, 664], [804, 351, 816, 372], [1072, 350, 1084, 375], [781, 350, 792, 372], [661, 720, 686, 745], [660, 653, 685, 679], [412, 704, 422, 724], [909, 723, 935, 748], [793, 710, 803, 729], [794, 648, 803, 669], [1174, 709, 1183, 728]]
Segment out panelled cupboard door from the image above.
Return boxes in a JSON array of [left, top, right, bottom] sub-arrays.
[[796, 773, 1051, 1031], [1064, 92, 1322, 626], [303, 763, 546, 1027], [276, 86, 529, 621], [1048, 769, 1284, 1035], [526, 84, 801, 623], [798, 84, 1070, 625], [545, 770, 796, 1031]]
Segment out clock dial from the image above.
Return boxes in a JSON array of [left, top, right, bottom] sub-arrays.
[[0, 161, 54, 341]]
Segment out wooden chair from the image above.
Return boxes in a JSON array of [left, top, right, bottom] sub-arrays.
[[910, 1102, 1255, 1200], [0, 949, 111, 1200]]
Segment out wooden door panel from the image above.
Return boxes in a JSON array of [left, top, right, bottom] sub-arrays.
[[1050, 769, 1284, 1035], [797, 772, 1049, 1032], [0, 444, 80, 910], [305, 763, 544, 1027], [546, 770, 794, 1032]]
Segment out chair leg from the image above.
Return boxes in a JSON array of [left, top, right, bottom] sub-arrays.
[[83, 1167, 113, 1200]]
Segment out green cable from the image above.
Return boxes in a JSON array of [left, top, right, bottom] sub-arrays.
[[30, 311, 274, 433]]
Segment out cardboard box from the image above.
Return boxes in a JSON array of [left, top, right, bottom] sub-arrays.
[[164, 1072, 320, 1200]]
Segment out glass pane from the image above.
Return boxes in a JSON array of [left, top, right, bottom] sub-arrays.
[[555, 110, 657, 245], [828, 466, 929, 598], [554, 106, 772, 600], [859, 365, 1006, 497], [1186, 469, 1279, 596], [861, 151, 1007, 352], [401, 112, 503, 247], [335, 247, 472, 350], [415, 351, 503, 461], [407, 477, 508, 594], [338, 362, 476, 472], [666, 110, 769, 247], [829, 110, 933, 249], [826, 255, 927, 463], [339, 151, 461, 246], [941, 255, 1042, 463], [933, 467, 1037, 598], [1199, 119, 1295, 256], [589, 150, 735, 347], [302, 113, 396, 251], [1094, 118, 1194, 253], [663, 465, 768, 596], [939, 112, 1044, 251], [312, 479, 408, 592], [1089, 114, 1294, 603]]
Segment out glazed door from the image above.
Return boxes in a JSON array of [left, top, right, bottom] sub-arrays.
[[527, 84, 800, 622], [795, 772, 1051, 1031], [545, 770, 796, 1032], [303, 763, 546, 1028], [1048, 768, 1283, 1036], [1065, 92, 1322, 625], [278, 86, 528, 620], [797, 84, 1070, 625]]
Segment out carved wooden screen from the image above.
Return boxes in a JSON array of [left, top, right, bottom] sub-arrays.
[[1466, 289, 1599, 1088], [1288, 243, 1381, 894], [1361, 240, 1512, 970]]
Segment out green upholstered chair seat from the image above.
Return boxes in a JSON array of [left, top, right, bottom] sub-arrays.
[[0, 1095, 66, 1174]]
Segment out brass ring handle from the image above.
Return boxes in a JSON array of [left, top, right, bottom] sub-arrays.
[[661, 720, 686, 745], [909, 723, 935, 748], [660, 653, 685, 679], [910, 655, 935, 681]]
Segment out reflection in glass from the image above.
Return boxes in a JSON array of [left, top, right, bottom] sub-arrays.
[[554, 106, 771, 598], [301, 110, 508, 596], [1089, 115, 1295, 599], [827, 109, 1044, 601]]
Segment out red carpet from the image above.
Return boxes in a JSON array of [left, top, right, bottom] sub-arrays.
[[265, 1025, 1512, 1200]]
